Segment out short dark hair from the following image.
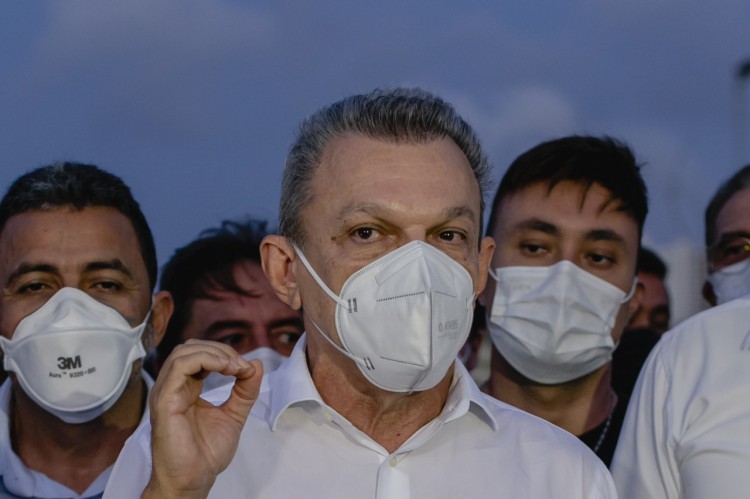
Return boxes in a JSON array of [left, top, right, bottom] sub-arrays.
[[0, 162, 157, 291], [487, 135, 648, 238], [279, 87, 492, 248], [156, 219, 269, 363], [637, 247, 667, 279], [704, 164, 750, 247]]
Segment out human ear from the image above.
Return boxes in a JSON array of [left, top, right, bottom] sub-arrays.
[[261, 235, 302, 310], [148, 290, 174, 348], [475, 236, 496, 296]]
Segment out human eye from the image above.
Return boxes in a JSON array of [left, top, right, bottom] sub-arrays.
[[350, 225, 382, 243], [271, 330, 303, 356], [92, 280, 123, 293], [586, 250, 616, 268], [519, 241, 548, 257], [17, 280, 50, 294], [214, 333, 247, 348], [438, 230, 467, 243], [720, 238, 750, 263]]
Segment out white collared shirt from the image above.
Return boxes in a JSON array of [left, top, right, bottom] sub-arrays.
[[612, 297, 750, 498], [105, 335, 615, 499], [0, 374, 153, 499]]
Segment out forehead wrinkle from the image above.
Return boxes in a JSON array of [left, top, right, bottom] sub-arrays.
[[337, 202, 477, 224]]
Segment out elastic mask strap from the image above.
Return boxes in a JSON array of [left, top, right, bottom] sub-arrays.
[[622, 278, 638, 303], [304, 311, 373, 371], [488, 268, 499, 282], [293, 245, 351, 310]]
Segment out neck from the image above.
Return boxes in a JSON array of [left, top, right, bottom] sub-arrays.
[[485, 348, 615, 436], [306, 337, 452, 453], [10, 374, 147, 494]]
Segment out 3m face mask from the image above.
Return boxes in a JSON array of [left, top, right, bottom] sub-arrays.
[[706, 258, 750, 305], [487, 260, 636, 385], [295, 241, 474, 393], [0, 287, 149, 424]]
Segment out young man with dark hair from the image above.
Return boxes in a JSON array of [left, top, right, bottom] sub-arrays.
[[481, 135, 646, 466]]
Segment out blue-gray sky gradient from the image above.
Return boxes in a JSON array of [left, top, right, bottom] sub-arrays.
[[2, 1, 749, 267]]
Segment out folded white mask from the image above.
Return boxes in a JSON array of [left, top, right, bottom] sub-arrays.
[[706, 258, 750, 305], [0, 287, 148, 424], [295, 241, 474, 393], [488, 261, 635, 384]]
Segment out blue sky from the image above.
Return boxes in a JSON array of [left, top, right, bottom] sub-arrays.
[[2, 1, 750, 267]]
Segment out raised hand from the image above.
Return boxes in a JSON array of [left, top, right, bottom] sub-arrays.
[[142, 339, 263, 499]]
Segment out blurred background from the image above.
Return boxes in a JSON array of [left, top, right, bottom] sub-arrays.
[[3, 0, 750, 324]]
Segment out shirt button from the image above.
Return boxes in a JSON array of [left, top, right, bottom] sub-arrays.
[[389, 456, 398, 467]]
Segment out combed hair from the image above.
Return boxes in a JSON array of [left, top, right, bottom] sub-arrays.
[[704, 164, 750, 247], [279, 87, 492, 247], [156, 218, 270, 363], [487, 135, 648, 237], [0, 162, 157, 291]]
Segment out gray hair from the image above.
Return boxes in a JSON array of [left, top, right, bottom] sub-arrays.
[[278, 87, 492, 247]]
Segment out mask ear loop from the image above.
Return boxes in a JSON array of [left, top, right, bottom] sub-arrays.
[[293, 245, 352, 310], [622, 278, 638, 303], [293, 245, 374, 370]]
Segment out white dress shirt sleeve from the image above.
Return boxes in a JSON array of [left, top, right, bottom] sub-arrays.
[[611, 342, 680, 499], [102, 422, 152, 498]]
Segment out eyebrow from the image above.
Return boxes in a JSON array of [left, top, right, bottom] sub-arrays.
[[204, 320, 252, 336], [268, 317, 305, 332], [512, 219, 626, 245], [716, 231, 750, 244], [5, 259, 136, 288], [6, 263, 58, 287], [340, 203, 478, 223], [585, 229, 626, 244], [513, 218, 560, 236], [84, 259, 136, 281]]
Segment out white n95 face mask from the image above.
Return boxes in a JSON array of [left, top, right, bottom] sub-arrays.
[[295, 241, 475, 393], [0, 287, 149, 424], [706, 258, 750, 305], [488, 260, 636, 385]]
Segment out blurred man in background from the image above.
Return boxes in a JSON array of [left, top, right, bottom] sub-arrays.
[[703, 164, 750, 306], [154, 219, 303, 386]]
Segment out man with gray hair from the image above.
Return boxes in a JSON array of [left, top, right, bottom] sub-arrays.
[[0, 163, 173, 498], [106, 88, 616, 498]]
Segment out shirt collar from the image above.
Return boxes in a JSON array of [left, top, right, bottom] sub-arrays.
[[267, 334, 498, 432]]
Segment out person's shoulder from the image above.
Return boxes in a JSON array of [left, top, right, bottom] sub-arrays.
[[659, 298, 750, 352], [479, 393, 601, 460]]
